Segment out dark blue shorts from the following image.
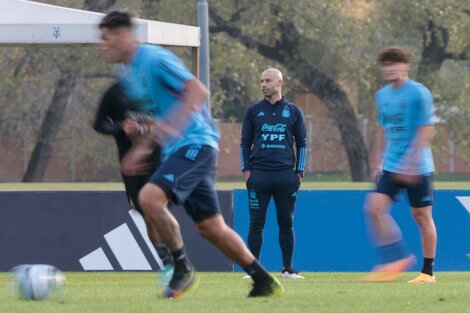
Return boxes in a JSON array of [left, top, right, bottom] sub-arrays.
[[375, 170, 434, 208], [149, 144, 220, 223]]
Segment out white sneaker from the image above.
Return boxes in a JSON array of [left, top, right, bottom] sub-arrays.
[[281, 268, 304, 279], [242, 274, 252, 279]]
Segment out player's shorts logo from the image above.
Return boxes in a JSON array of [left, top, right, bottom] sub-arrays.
[[163, 174, 174, 182]]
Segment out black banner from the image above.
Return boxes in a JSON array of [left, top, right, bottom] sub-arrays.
[[0, 191, 233, 272]]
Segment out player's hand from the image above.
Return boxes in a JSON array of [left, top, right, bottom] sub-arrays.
[[243, 171, 251, 182], [372, 169, 382, 183], [121, 160, 153, 176], [297, 173, 303, 183], [120, 144, 154, 176], [123, 119, 140, 137], [391, 173, 421, 186]]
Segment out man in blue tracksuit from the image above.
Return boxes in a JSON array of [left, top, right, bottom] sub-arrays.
[[241, 68, 307, 279]]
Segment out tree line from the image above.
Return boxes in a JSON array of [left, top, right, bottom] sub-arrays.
[[0, 0, 468, 182]]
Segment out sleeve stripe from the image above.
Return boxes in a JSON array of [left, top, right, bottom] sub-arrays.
[[240, 148, 245, 171], [158, 60, 189, 82], [297, 147, 307, 171]]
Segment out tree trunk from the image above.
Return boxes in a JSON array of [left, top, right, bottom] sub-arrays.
[[209, 10, 370, 181], [22, 0, 116, 182], [22, 72, 77, 182], [417, 19, 449, 80], [302, 74, 371, 182]]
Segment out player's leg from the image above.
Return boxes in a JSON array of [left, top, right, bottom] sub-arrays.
[[364, 192, 401, 245], [407, 174, 436, 284], [412, 206, 436, 263], [139, 182, 195, 298], [139, 183, 186, 255], [139, 144, 222, 298], [197, 214, 256, 266], [363, 171, 415, 282], [142, 146, 174, 269], [364, 171, 404, 245], [122, 173, 174, 272], [246, 169, 272, 260], [197, 214, 283, 297], [272, 169, 303, 278], [187, 176, 283, 297]]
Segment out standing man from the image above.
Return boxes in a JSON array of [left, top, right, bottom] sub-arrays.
[[98, 11, 283, 298], [240, 68, 307, 279], [364, 46, 437, 284], [93, 82, 174, 282]]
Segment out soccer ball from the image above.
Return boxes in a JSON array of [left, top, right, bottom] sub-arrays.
[[10, 264, 65, 300]]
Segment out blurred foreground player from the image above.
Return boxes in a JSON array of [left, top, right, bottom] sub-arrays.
[[98, 10, 283, 298], [364, 46, 437, 284]]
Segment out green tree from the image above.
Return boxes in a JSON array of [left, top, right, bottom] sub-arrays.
[[21, 0, 118, 182], [208, 1, 372, 181], [2, 0, 467, 182], [373, 0, 470, 153]]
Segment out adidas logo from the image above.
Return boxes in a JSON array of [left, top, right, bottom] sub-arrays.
[[457, 196, 470, 214], [79, 209, 163, 271], [164, 174, 174, 182], [421, 196, 431, 202], [257, 111, 265, 117], [291, 192, 297, 197]]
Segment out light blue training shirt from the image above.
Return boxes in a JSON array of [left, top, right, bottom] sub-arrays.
[[375, 79, 435, 174], [116, 44, 219, 160]]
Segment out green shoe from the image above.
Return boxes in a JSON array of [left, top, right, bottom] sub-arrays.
[[248, 275, 284, 297]]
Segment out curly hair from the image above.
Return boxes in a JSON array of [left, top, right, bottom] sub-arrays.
[[378, 46, 412, 64]]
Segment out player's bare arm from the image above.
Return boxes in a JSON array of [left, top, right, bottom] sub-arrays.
[[149, 79, 209, 143], [372, 127, 384, 181]]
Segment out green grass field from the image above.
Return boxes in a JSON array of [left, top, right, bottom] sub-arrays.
[[1, 272, 469, 313], [0, 182, 469, 312]]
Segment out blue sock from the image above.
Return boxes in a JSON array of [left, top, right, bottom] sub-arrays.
[[378, 240, 410, 264]]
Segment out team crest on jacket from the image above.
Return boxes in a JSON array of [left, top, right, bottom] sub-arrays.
[[282, 106, 290, 118], [249, 190, 257, 199]]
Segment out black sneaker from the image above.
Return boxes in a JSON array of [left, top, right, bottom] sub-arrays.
[[162, 269, 199, 298], [281, 267, 305, 279], [247, 274, 284, 297]]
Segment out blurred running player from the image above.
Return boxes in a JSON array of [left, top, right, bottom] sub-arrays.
[[364, 46, 437, 284], [98, 10, 283, 298]]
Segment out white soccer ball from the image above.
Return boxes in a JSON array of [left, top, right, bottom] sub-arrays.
[[10, 264, 65, 300]]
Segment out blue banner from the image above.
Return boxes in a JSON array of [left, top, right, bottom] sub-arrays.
[[233, 190, 470, 272]]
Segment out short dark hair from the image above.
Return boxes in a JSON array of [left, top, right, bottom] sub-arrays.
[[99, 10, 134, 30], [378, 46, 412, 64]]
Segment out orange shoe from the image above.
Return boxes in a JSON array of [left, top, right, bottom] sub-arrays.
[[408, 273, 436, 284], [363, 255, 416, 282]]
